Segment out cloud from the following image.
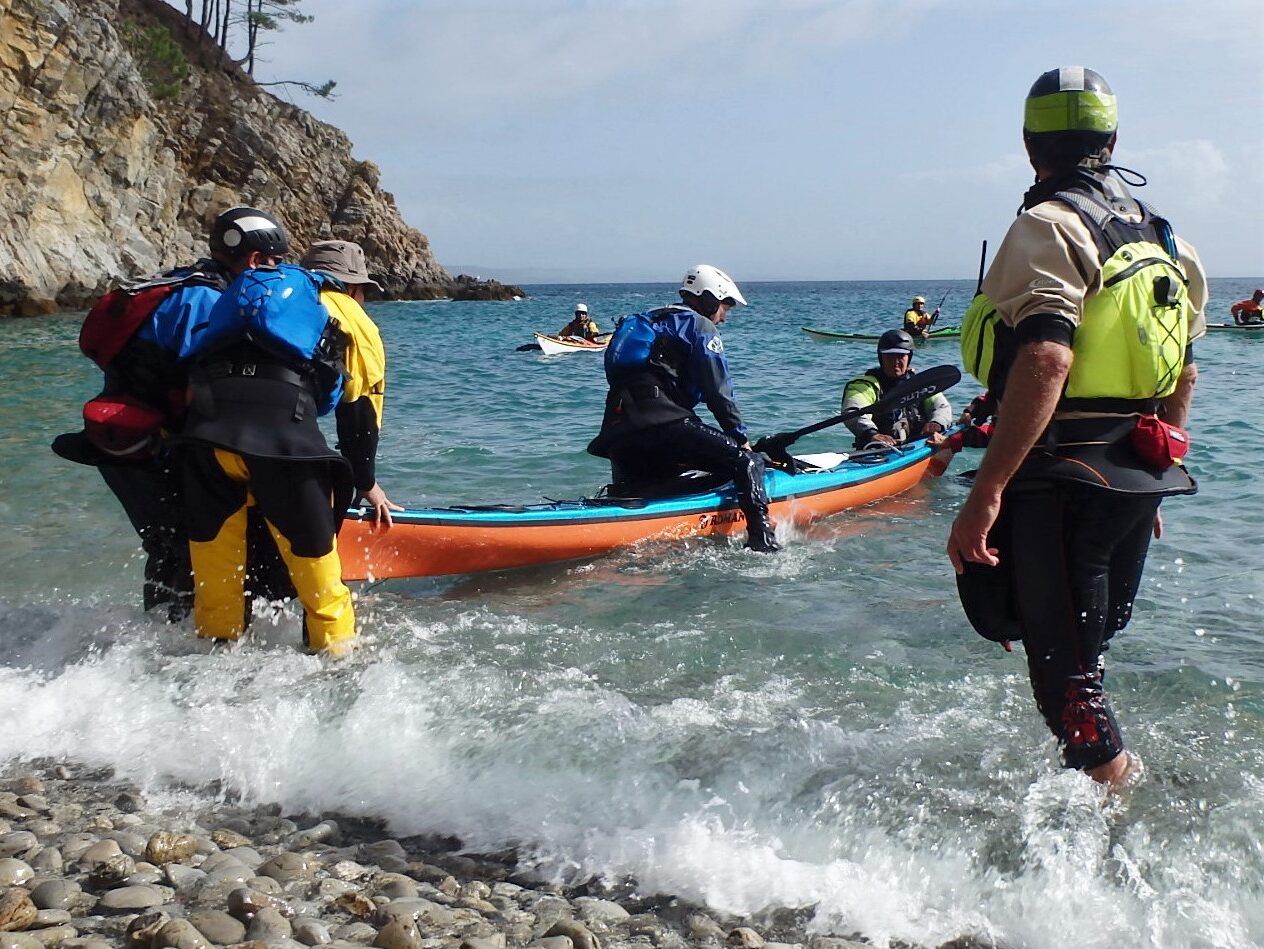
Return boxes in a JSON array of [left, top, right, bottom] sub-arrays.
[[256, 0, 946, 126], [1120, 139, 1230, 208]]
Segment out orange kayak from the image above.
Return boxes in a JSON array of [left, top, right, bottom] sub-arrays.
[[339, 442, 938, 580]]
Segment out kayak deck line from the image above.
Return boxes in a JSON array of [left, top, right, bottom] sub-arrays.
[[337, 440, 943, 580], [802, 326, 961, 342]]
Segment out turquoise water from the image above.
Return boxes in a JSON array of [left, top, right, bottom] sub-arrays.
[[0, 280, 1261, 948]]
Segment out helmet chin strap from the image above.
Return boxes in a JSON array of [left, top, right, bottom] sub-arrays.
[[1100, 163, 1148, 188]]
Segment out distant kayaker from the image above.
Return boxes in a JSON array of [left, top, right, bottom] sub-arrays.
[[902, 295, 939, 339], [559, 303, 601, 341], [1230, 289, 1264, 325], [840, 329, 952, 448], [178, 207, 360, 658], [587, 264, 779, 552], [299, 240, 402, 530], [946, 66, 1208, 788]]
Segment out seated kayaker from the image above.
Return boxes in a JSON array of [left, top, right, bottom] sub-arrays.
[[559, 303, 601, 340], [1231, 289, 1264, 325], [902, 295, 939, 339], [929, 391, 996, 453], [841, 329, 952, 448], [587, 264, 779, 552]]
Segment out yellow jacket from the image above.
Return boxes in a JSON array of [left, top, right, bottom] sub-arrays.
[[320, 289, 386, 427]]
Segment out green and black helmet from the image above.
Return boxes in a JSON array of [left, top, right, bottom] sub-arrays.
[[1023, 66, 1117, 136]]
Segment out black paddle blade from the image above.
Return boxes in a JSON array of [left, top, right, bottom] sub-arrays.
[[756, 363, 962, 456]]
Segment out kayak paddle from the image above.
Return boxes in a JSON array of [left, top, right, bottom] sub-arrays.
[[753, 364, 962, 467]]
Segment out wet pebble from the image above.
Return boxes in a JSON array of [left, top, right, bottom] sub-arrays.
[[145, 832, 199, 866], [0, 834, 39, 860], [96, 884, 167, 912], [375, 876, 416, 900], [0, 888, 38, 932], [292, 917, 331, 946], [372, 918, 421, 949], [163, 863, 206, 894], [0, 860, 33, 887], [209, 828, 252, 850], [186, 910, 245, 945], [27, 881, 80, 912], [11, 778, 44, 797], [27, 850, 60, 875], [727, 928, 766, 949], [258, 852, 314, 884], [153, 918, 210, 949]]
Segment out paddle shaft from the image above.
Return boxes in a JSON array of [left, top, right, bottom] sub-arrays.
[[928, 289, 950, 328], [769, 364, 961, 447], [975, 239, 988, 294]]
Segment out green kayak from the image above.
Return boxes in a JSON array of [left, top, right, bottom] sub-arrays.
[[802, 326, 961, 342]]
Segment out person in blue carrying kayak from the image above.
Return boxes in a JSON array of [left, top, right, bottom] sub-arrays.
[[947, 67, 1208, 788], [51, 219, 236, 621], [840, 329, 952, 448], [587, 264, 779, 552], [178, 207, 360, 657]]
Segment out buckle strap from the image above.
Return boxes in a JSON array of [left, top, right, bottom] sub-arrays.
[[196, 361, 309, 387], [1057, 397, 1160, 415]]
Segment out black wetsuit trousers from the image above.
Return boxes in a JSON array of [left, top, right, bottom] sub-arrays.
[[98, 459, 192, 621], [1005, 481, 1161, 771], [607, 417, 776, 547]]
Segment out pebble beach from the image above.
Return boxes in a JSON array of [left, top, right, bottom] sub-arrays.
[[0, 760, 912, 949]]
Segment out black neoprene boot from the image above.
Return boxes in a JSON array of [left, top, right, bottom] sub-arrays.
[[745, 517, 780, 553]]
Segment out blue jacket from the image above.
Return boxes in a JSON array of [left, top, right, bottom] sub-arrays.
[[592, 305, 746, 451]]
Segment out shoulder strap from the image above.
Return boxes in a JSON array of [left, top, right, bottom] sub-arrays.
[[1051, 179, 1178, 264]]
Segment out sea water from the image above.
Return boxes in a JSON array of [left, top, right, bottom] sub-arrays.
[[0, 280, 1261, 948]]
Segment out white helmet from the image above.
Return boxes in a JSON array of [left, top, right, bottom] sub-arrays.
[[575, 303, 588, 314], [680, 264, 747, 306]]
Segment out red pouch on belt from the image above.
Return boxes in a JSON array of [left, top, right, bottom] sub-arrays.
[[1130, 415, 1189, 470], [83, 395, 164, 462]]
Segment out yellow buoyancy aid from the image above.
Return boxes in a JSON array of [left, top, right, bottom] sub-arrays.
[[966, 183, 1191, 411]]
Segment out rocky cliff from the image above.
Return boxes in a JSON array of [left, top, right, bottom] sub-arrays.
[[0, 0, 518, 315]]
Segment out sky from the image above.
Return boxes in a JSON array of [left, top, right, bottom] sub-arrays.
[[238, 0, 1263, 282]]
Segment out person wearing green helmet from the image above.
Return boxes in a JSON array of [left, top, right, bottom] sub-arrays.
[[946, 67, 1209, 788]]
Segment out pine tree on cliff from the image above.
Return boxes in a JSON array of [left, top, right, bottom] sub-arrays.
[[184, 0, 334, 96]]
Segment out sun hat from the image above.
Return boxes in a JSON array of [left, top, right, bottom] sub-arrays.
[[300, 240, 383, 291]]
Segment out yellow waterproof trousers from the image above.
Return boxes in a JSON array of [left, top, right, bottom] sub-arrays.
[[184, 447, 354, 654]]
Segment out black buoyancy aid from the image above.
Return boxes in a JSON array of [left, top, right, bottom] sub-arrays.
[[182, 266, 350, 462], [589, 309, 695, 454]]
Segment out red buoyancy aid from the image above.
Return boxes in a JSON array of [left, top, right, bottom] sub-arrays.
[[80, 264, 226, 370]]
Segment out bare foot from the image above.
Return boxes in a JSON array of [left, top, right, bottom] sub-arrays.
[[1087, 750, 1144, 790]]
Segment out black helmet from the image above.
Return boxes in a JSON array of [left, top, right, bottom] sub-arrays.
[[1024, 67, 1117, 136], [209, 207, 290, 258], [877, 329, 914, 355]]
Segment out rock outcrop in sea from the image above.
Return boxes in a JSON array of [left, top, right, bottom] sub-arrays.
[[0, 0, 523, 315]]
